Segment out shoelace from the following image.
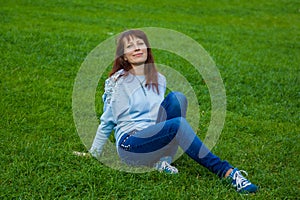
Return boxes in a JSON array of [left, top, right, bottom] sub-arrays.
[[160, 161, 178, 174], [233, 170, 252, 191]]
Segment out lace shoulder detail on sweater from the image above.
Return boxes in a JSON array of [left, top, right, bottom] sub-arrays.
[[103, 69, 124, 104]]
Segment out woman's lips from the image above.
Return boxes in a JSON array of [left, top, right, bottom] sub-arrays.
[[133, 53, 143, 57]]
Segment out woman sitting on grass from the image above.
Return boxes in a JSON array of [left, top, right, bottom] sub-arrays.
[[89, 29, 258, 194]]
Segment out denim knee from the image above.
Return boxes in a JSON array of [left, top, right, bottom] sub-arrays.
[[167, 117, 189, 134], [166, 91, 188, 109]]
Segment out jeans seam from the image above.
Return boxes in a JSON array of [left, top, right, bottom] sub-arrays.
[[124, 127, 177, 153]]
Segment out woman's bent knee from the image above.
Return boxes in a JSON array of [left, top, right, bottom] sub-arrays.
[[166, 91, 187, 107]]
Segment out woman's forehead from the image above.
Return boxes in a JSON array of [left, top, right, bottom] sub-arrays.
[[123, 35, 143, 43]]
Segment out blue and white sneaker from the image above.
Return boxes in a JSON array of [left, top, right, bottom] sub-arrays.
[[228, 168, 258, 194], [155, 160, 178, 174]]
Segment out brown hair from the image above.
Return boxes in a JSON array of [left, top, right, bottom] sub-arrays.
[[109, 29, 159, 94]]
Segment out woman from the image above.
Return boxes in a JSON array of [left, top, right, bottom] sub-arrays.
[[89, 29, 258, 194]]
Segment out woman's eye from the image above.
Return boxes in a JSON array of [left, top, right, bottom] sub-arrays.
[[126, 44, 133, 48]]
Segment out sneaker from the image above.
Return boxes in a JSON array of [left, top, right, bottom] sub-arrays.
[[228, 168, 258, 194], [155, 160, 178, 174]]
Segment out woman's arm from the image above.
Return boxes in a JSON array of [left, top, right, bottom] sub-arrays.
[[89, 105, 115, 158], [89, 72, 124, 158]]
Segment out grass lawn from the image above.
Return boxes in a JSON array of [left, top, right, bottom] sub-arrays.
[[1, 0, 299, 199]]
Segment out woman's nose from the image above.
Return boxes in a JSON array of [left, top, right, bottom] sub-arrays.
[[133, 44, 140, 50]]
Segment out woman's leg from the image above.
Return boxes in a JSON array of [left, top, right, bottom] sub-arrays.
[[118, 116, 232, 178], [156, 91, 187, 123], [118, 92, 186, 167], [155, 92, 188, 160]]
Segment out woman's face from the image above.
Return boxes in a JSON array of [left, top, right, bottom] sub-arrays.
[[123, 36, 148, 66]]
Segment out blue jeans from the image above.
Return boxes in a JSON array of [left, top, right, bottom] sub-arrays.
[[117, 92, 233, 178]]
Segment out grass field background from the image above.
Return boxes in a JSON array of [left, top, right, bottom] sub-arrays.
[[1, 0, 299, 199]]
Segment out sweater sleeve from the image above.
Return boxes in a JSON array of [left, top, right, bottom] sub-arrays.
[[89, 76, 119, 158]]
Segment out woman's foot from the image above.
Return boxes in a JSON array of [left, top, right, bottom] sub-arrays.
[[155, 160, 178, 174], [227, 168, 258, 194]]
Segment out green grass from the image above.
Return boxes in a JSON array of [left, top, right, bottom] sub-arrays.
[[1, 0, 299, 199]]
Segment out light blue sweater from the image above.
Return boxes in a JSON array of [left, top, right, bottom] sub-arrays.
[[90, 70, 166, 157]]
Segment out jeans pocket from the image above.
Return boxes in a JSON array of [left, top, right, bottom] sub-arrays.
[[119, 130, 138, 151]]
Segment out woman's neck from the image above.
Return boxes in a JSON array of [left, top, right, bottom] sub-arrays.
[[130, 64, 145, 75]]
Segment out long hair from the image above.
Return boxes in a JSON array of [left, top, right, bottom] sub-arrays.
[[109, 29, 159, 94]]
